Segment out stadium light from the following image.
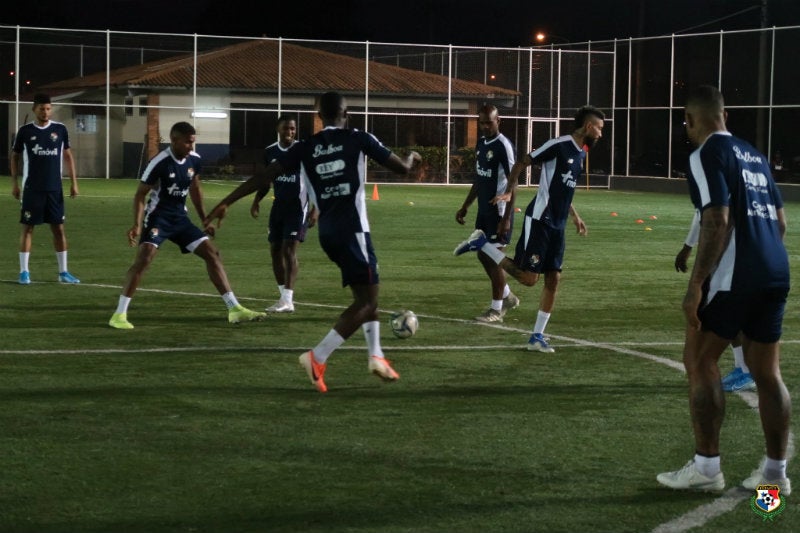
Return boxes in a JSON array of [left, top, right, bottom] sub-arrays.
[[535, 32, 569, 45]]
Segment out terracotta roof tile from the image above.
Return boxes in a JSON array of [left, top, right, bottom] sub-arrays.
[[44, 39, 518, 98]]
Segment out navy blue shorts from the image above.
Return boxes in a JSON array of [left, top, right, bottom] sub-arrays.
[[319, 231, 379, 287], [512, 213, 565, 273], [268, 200, 308, 244], [475, 209, 513, 245], [141, 215, 208, 254], [20, 189, 65, 225], [700, 287, 788, 343]]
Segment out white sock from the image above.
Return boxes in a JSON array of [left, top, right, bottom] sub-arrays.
[[283, 288, 294, 304], [19, 252, 30, 273], [313, 329, 346, 363], [362, 320, 384, 358], [479, 242, 506, 264], [278, 284, 285, 297], [115, 295, 132, 314], [693, 453, 721, 477], [732, 345, 749, 373], [222, 292, 239, 310], [533, 310, 551, 335], [56, 251, 68, 273], [502, 284, 511, 298], [764, 457, 787, 480], [491, 299, 503, 312]]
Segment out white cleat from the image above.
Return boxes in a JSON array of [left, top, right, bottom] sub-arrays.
[[266, 299, 295, 313]]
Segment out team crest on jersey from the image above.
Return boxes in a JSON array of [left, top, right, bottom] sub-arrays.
[[23, 211, 32, 221], [50, 132, 59, 142], [150, 228, 159, 238], [187, 168, 195, 178], [528, 254, 541, 267], [486, 150, 494, 161], [750, 484, 785, 521]]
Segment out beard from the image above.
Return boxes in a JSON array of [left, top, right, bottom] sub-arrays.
[[583, 135, 599, 149]]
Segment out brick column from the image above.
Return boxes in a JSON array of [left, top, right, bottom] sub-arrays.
[[146, 93, 160, 159]]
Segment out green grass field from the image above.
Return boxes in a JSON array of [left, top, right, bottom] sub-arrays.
[[1, 180, 798, 532]]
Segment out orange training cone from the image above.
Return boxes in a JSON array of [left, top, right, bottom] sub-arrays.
[[372, 183, 380, 200]]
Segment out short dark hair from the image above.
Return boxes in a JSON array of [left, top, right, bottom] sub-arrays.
[[686, 85, 724, 113], [318, 92, 346, 120], [574, 105, 605, 129], [478, 103, 498, 117], [276, 114, 295, 124], [33, 93, 51, 106], [170, 121, 196, 137]]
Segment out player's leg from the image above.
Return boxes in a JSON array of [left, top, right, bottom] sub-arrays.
[[740, 288, 791, 492], [476, 250, 507, 322], [18, 189, 43, 284], [18, 224, 34, 284], [721, 331, 754, 392], [109, 242, 159, 329], [743, 338, 790, 459], [50, 223, 79, 283], [656, 325, 728, 491], [266, 239, 299, 313], [528, 270, 560, 353], [683, 326, 729, 456], [43, 190, 78, 283], [192, 238, 265, 323]]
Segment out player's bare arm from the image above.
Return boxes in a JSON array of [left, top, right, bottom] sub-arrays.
[[675, 244, 693, 273], [64, 148, 79, 198], [491, 155, 528, 205], [456, 183, 479, 224], [570, 205, 587, 236], [128, 182, 151, 247], [250, 186, 271, 219], [683, 205, 729, 329], [189, 176, 215, 236], [383, 150, 421, 175], [10, 151, 21, 200], [206, 161, 284, 228]]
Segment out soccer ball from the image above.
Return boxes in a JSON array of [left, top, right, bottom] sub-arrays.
[[390, 310, 418, 339]]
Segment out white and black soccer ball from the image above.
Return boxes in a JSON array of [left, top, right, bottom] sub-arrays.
[[390, 310, 419, 339]]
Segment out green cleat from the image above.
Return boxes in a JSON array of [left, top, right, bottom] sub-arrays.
[[109, 312, 134, 330], [228, 304, 267, 323]]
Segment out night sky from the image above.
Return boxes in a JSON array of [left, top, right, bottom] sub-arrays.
[[3, 0, 800, 46]]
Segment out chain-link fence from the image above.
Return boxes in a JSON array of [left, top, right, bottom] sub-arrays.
[[1, 25, 796, 184]]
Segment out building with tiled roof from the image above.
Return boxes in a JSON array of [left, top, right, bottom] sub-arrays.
[[35, 38, 519, 177]]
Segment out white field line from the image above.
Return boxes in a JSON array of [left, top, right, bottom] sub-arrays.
[[2, 280, 794, 531]]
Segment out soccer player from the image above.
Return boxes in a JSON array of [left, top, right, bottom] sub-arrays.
[[10, 93, 80, 285], [250, 115, 317, 313], [108, 121, 266, 329], [205, 91, 421, 393], [657, 85, 791, 494], [453, 106, 604, 353], [675, 210, 754, 392], [455, 104, 519, 323]]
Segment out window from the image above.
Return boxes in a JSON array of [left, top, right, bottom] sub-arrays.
[[125, 96, 133, 117], [75, 114, 97, 134], [139, 96, 148, 117]]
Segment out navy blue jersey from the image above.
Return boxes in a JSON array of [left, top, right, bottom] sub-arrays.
[[12, 121, 71, 191], [279, 127, 391, 235], [526, 135, 585, 230], [687, 131, 789, 295], [475, 133, 515, 216], [141, 147, 202, 220], [264, 141, 308, 208]]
